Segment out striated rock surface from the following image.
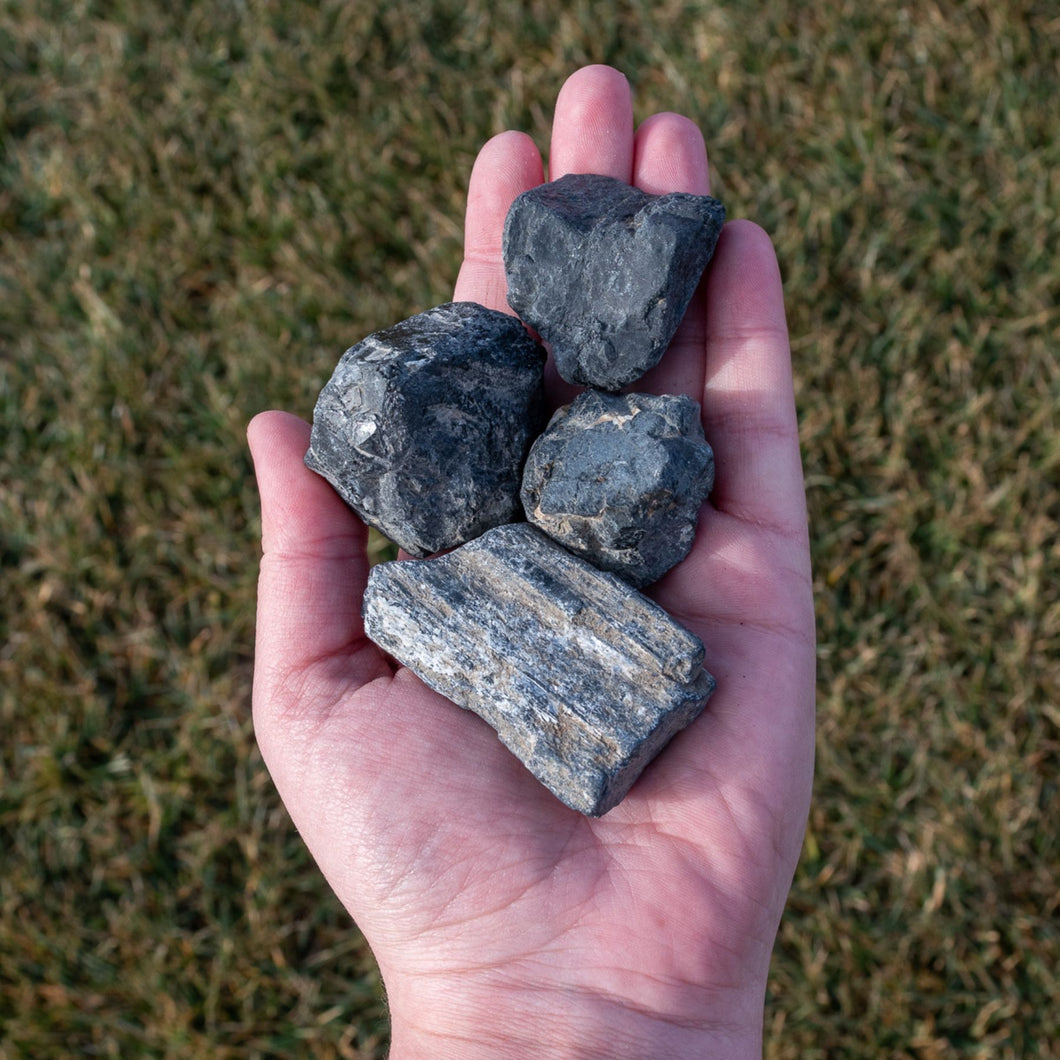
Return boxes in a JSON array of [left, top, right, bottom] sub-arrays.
[[503, 173, 725, 390], [305, 302, 546, 557], [361, 522, 715, 816], [521, 390, 714, 588]]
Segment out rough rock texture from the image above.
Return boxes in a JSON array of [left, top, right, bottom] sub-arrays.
[[305, 302, 546, 557], [521, 390, 714, 588], [361, 522, 716, 816], [503, 173, 725, 390]]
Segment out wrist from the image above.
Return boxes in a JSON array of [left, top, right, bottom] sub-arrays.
[[384, 969, 763, 1059]]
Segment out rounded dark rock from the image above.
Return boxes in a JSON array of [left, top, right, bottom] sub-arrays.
[[305, 301, 546, 557], [503, 173, 725, 391], [520, 390, 714, 587]]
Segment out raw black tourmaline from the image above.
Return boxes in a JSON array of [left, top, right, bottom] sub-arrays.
[[361, 523, 716, 816], [305, 302, 546, 557], [521, 390, 715, 588], [503, 173, 725, 390]]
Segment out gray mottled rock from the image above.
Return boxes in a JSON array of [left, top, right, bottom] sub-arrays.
[[521, 390, 714, 588], [305, 302, 546, 557], [503, 173, 725, 390], [361, 522, 715, 816]]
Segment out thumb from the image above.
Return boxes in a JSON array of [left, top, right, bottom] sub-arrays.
[[247, 410, 388, 749]]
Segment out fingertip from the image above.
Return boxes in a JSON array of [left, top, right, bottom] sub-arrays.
[[248, 407, 363, 560], [558, 63, 631, 97], [476, 128, 543, 166], [467, 130, 544, 200], [550, 64, 634, 181], [633, 111, 711, 196], [456, 130, 544, 309], [247, 412, 316, 523], [706, 219, 787, 341], [719, 217, 780, 260], [463, 130, 544, 249], [247, 409, 310, 462]]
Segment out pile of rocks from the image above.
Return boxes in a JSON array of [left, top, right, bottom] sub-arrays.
[[305, 173, 725, 816]]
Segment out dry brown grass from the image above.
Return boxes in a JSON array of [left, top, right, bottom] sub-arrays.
[[2, 1, 1057, 1055]]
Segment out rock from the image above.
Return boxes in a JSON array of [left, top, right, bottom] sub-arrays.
[[503, 173, 725, 390], [305, 302, 546, 557], [361, 522, 716, 816], [521, 390, 714, 588]]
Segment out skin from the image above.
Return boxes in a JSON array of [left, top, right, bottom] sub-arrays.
[[248, 65, 815, 1059]]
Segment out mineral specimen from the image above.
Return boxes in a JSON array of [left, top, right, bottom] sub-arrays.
[[503, 173, 725, 390], [361, 522, 716, 816], [304, 301, 546, 557], [521, 390, 715, 588]]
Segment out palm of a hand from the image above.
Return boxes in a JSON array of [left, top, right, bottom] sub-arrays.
[[249, 67, 814, 1058]]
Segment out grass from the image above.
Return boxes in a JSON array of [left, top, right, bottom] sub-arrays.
[[1, 0, 1057, 1055]]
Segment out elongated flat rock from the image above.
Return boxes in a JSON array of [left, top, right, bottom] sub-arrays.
[[361, 523, 715, 816], [503, 173, 725, 390], [305, 302, 546, 557], [522, 390, 715, 587]]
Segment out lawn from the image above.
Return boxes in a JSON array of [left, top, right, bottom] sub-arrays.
[[1, 0, 1057, 1056]]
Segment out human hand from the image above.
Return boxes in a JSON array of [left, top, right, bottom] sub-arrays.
[[248, 65, 815, 1059]]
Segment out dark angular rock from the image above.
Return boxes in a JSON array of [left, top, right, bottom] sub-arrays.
[[521, 390, 714, 588], [361, 522, 715, 816], [305, 302, 546, 557], [503, 173, 725, 390]]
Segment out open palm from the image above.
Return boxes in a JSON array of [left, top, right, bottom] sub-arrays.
[[249, 66, 814, 1058]]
